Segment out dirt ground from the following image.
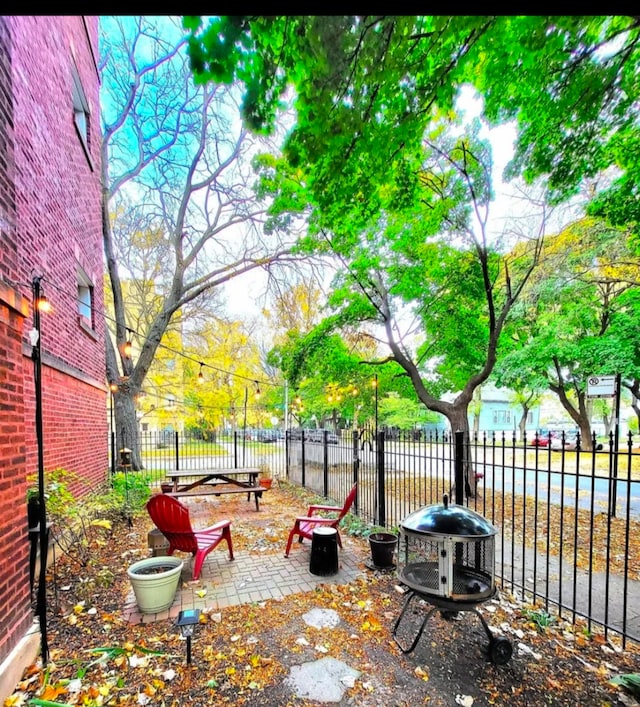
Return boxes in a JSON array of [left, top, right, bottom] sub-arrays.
[[6, 482, 640, 706]]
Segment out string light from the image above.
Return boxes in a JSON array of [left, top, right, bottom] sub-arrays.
[[123, 329, 133, 358], [33, 274, 278, 391], [198, 363, 204, 384], [255, 381, 261, 399]]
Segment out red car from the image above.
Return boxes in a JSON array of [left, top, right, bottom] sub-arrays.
[[529, 428, 552, 447]]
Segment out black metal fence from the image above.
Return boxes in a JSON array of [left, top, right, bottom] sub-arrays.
[[286, 427, 640, 647], [110, 429, 289, 484], [113, 427, 639, 646]]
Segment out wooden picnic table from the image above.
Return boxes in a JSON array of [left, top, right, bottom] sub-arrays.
[[161, 467, 266, 510]]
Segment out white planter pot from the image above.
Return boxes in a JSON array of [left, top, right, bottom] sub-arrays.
[[127, 556, 183, 614]]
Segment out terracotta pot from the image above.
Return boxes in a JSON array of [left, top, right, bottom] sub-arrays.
[[260, 478, 273, 490]]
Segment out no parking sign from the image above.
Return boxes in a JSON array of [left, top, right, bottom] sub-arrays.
[[586, 375, 617, 398]]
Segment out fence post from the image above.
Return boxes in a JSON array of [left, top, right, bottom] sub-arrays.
[[352, 429, 359, 483], [233, 431, 239, 468], [376, 430, 385, 526], [454, 430, 464, 506], [174, 430, 179, 470], [323, 429, 329, 496], [285, 430, 290, 478], [352, 430, 359, 514], [609, 372, 622, 518], [301, 429, 306, 487], [110, 430, 116, 478]]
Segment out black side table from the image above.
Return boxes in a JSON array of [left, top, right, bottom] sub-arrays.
[[309, 526, 339, 576]]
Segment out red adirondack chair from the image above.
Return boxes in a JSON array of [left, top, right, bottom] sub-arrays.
[[146, 494, 234, 580], [284, 483, 358, 557]]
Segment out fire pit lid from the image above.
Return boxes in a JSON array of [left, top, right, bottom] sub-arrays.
[[401, 495, 497, 538]]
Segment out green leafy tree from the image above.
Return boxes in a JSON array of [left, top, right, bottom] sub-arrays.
[[607, 288, 640, 432], [317, 130, 541, 493], [378, 394, 442, 431], [184, 15, 640, 230], [495, 218, 639, 449], [184, 14, 639, 491]]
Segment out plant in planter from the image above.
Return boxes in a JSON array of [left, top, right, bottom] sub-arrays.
[[127, 556, 184, 614]]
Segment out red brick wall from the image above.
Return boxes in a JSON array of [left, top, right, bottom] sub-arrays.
[[0, 16, 106, 669], [7, 15, 107, 484], [0, 292, 33, 668], [11, 16, 105, 381], [0, 16, 33, 669]]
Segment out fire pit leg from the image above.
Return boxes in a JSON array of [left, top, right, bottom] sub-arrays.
[[472, 608, 513, 665], [392, 590, 438, 654], [473, 606, 494, 642]]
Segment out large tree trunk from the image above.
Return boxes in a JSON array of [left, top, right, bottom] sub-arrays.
[[550, 375, 594, 451], [518, 405, 529, 443], [113, 390, 142, 471], [446, 404, 479, 499]]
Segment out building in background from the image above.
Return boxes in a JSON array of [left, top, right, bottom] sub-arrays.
[[0, 16, 105, 700], [472, 383, 539, 439]]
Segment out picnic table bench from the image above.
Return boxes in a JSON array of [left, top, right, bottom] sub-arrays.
[[161, 468, 267, 511]]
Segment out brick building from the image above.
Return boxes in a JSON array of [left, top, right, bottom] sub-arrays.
[[0, 16, 106, 698]]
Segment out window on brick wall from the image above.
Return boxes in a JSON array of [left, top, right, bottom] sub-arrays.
[[77, 266, 94, 330], [71, 63, 91, 158]]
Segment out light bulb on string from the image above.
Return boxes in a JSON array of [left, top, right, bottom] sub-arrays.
[[123, 329, 133, 358], [255, 381, 261, 400], [198, 363, 204, 384]]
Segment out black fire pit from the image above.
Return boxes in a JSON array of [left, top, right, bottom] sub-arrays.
[[393, 494, 513, 665]]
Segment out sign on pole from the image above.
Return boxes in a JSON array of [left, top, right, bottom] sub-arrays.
[[586, 375, 617, 399]]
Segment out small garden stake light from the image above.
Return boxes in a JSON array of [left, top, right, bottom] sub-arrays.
[[176, 609, 201, 664]]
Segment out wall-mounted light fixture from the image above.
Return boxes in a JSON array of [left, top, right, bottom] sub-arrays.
[[36, 293, 51, 313]]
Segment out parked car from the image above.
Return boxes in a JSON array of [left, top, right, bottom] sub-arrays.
[[550, 429, 580, 451], [249, 429, 280, 443], [529, 428, 552, 447]]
